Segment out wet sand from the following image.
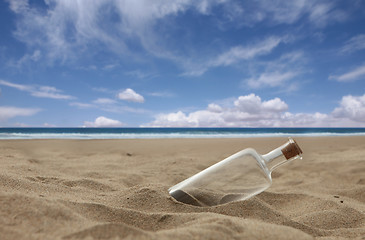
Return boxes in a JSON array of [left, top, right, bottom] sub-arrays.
[[0, 137, 364, 239]]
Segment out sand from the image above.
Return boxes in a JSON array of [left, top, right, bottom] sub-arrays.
[[0, 137, 364, 239]]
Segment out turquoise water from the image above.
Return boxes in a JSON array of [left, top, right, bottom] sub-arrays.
[[0, 128, 364, 139]]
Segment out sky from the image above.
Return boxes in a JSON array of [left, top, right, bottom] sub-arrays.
[[0, 0, 365, 128]]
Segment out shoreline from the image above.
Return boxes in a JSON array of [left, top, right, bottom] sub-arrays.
[[1, 134, 365, 141], [1, 127, 365, 140], [1, 134, 365, 140]]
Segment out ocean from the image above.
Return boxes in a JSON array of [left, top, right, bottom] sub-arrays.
[[0, 128, 364, 139]]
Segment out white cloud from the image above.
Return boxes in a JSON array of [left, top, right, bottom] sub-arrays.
[[332, 94, 365, 122], [83, 116, 123, 127], [0, 79, 31, 91], [7, 0, 227, 63], [93, 98, 117, 105], [207, 103, 223, 113], [329, 64, 365, 82], [0, 79, 74, 100], [118, 88, 145, 103], [8, 0, 345, 72], [103, 64, 119, 70], [13, 50, 41, 67], [148, 91, 175, 98], [143, 94, 290, 127], [0, 106, 41, 121], [211, 36, 284, 67], [261, 97, 289, 112], [92, 87, 114, 94], [184, 36, 286, 76], [143, 93, 365, 127], [5, 0, 350, 82], [245, 71, 297, 88], [341, 34, 365, 54], [31, 87, 73, 100], [7, 0, 28, 14], [251, 0, 347, 27], [240, 51, 305, 90], [69, 102, 95, 109], [70, 100, 148, 114], [234, 94, 288, 113], [255, 1, 308, 24], [125, 70, 158, 80], [307, 2, 346, 28]]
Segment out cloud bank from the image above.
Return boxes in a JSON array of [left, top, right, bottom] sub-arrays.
[[143, 93, 365, 127]]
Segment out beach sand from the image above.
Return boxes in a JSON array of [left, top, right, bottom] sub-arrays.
[[0, 137, 364, 239]]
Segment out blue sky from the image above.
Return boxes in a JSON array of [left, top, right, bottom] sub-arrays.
[[0, 0, 365, 127]]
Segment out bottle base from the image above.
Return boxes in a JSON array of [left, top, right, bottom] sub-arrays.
[[170, 186, 269, 207]]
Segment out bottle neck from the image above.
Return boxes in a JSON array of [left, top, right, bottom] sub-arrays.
[[262, 138, 303, 172]]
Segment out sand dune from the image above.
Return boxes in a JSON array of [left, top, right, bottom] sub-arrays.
[[0, 137, 364, 239]]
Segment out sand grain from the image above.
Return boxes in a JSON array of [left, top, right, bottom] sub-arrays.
[[0, 137, 364, 239]]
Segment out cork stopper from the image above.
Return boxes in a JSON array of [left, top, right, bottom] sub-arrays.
[[281, 139, 303, 160]]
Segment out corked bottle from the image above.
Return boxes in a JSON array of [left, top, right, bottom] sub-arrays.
[[169, 137, 303, 207]]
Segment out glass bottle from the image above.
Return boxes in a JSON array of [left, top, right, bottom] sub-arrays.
[[169, 137, 303, 207]]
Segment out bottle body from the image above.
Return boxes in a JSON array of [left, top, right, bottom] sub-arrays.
[[169, 138, 302, 207]]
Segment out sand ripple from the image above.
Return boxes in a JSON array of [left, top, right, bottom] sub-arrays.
[[1, 137, 365, 239]]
